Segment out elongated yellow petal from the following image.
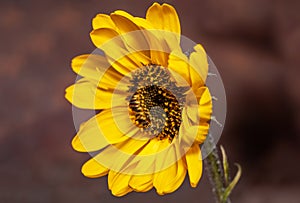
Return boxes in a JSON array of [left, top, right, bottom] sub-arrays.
[[146, 3, 181, 51], [146, 3, 162, 28], [107, 139, 169, 176], [110, 13, 139, 34], [199, 87, 212, 124], [91, 29, 147, 75], [71, 54, 108, 82], [108, 171, 133, 196], [113, 10, 134, 21], [90, 138, 148, 175], [65, 77, 128, 110], [185, 87, 212, 125], [91, 28, 135, 71], [90, 28, 145, 75], [189, 44, 208, 93], [153, 157, 186, 195], [90, 27, 122, 48], [195, 87, 212, 143], [92, 13, 116, 30], [146, 3, 180, 34], [139, 138, 169, 156], [161, 3, 181, 34], [113, 10, 153, 30], [185, 144, 203, 187], [194, 122, 210, 144], [108, 52, 145, 76], [179, 118, 209, 145], [138, 29, 169, 66], [81, 157, 109, 178], [110, 13, 151, 64], [177, 108, 200, 149], [91, 15, 152, 70], [90, 28, 147, 76], [178, 107, 193, 143], [65, 79, 104, 109], [72, 109, 136, 152], [180, 88, 212, 144], [129, 174, 153, 192], [99, 68, 126, 91], [71, 54, 125, 90], [150, 50, 169, 67], [168, 50, 191, 85]]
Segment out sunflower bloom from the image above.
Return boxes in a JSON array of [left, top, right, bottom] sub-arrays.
[[65, 2, 212, 196]]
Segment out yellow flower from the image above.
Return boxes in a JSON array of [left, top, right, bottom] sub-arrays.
[[65, 2, 212, 196]]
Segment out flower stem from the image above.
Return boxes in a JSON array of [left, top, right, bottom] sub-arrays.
[[203, 134, 241, 203]]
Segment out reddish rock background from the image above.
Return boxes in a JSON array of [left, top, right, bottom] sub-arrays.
[[0, 0, 299, 202]]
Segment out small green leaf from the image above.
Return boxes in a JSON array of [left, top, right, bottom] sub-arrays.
[[220, 145, 229, 185], [221, 163, 242, 202]]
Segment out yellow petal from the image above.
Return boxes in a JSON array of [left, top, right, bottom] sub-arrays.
[[108, 52, 145, 76], [178, 108, 198, 146], [114, 138, 149, 155], [90, 138, 148, 175], [185, 144, 203, 187], [71, 54, 108, 82], [135, 139, 170, 175], [91, 28, 147, 75], [113, 10, 135, 22], [139, 138, 169, 156], [72, 109, 136, 152], [189, 44, 208, 93], [65, 78, 104, 109], [179, 89, 211, 145], [199, 86, 212, 122], [179, 118, 209, 145], [107, 139, 169, 176], [113, 10, 153, 30], [91, 23, 150, 73], [153, 157, 186, 195], [108, 171, 133, 196], [91, 29, 146, 75], [161, 3, 181, 33], [185, 87, 212, 125], [146, 3, 181, 51], [168, 50, 191, 85], [98, 67, 126, 91], [110, 13, 139, 34], [133, 17, 153, 29], [146, 3, 180, 34], [71, 54, 124, 89], [92, 13, 116, 30], [65, 77, 127, 110], [90, 28, 140, 72], [96, 88, 127, 109], [194, 122, 210, 144], [90, 27, 123, 48], [140, 29, 169, 66], [194, 87, 212, 143], [81, 157, 109, 178], [129, 174, 153, 192], [110, 13, 151, 64], [150, 50, 169, 67]]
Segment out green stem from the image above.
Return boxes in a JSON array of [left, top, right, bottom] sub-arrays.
[[204, 134, 230, 203]]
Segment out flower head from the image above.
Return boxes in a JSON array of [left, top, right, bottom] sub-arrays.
[[65, 2, 212, 196]]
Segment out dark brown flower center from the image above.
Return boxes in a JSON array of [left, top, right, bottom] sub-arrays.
[[127, 64, 188, 141]]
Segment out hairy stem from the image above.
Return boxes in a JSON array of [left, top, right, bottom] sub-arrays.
[[203, 134, 231, 203]]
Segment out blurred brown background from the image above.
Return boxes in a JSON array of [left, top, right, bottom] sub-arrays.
[[0, 0, 299, 202]]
